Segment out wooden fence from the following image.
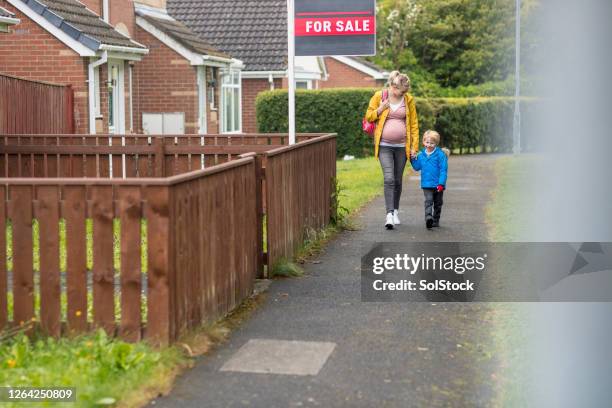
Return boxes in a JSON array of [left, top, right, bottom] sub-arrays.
[[0, 75, 74, 134], [265, 135, 337, 268], [0, 133, 337, 344], [0, 158, 258, 345], [0, 134, 324, 178]]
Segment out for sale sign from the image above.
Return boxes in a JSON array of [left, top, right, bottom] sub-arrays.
[[295, 0, 376, 56]]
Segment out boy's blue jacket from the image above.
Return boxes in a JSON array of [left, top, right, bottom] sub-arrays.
[[410, 147, 448, 188]]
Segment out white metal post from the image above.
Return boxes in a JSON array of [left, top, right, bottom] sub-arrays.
[[513, 0, 521, 154], [287, 0, 296, 145]]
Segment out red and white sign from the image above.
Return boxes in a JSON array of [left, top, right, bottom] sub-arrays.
[[295, 16, 375, 37], [294, 1, 376, 56]]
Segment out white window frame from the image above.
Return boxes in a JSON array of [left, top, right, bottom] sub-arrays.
[[208, 66, 217, 111], [296, 80, 313, 89], [220, 69, 242, 134]]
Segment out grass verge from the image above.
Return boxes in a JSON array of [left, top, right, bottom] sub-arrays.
[[0, 329, 187, 408], [485, 155, 534, 241], [485, 154, 536, 407], [1, 289, 268, 408]]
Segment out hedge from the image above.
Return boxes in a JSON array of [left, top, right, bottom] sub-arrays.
[[256, 88, 538, 157]]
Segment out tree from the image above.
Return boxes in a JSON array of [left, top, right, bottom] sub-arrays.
[[373, 0, 535, 88]]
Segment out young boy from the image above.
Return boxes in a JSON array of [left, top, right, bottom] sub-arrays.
[[410, 130, 449, 229]]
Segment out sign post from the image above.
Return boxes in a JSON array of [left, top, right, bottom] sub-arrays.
[[513, 0, 521, 155], [287, 0, 376, 144], [288, 0, 296, 144]]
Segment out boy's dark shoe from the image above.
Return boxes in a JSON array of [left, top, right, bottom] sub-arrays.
[[432, 221, 440, 227], [426, 218, 433, 229]]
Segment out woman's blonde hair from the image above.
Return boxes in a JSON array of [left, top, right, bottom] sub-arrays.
[[387, 70, 411, 93]]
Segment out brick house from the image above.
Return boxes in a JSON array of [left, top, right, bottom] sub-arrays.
[[0, 6, 19, 32], [1, 0, 241, 135], [0, 0, 148, 134], [1, 0, 386, 135], [168, 0, 388, 133], [132, 0, 241, 134]]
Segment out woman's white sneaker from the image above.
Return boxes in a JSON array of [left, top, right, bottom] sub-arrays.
[[385, 213, 394, 229], [393, 209, 401, 225]]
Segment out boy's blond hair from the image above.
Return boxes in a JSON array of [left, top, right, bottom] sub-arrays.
[[423, 130, 450, 157], [423, 130, 440, 145]]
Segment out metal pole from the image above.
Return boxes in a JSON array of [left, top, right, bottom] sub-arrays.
[[513, 0, 521, 154], [287, 0, 296, 145]]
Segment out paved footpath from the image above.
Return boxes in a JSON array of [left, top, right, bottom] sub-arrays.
[[152, 154, 504, 408]]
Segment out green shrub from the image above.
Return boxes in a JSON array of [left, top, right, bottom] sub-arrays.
[[256, 89, 538, 156], [256, 88, 435, 157]]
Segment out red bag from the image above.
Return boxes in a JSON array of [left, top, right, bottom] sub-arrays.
[[362, 89, 388, 136]]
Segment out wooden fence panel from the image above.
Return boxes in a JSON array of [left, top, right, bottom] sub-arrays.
[[166, 158, 258, 339], [32, 136, 46, 178], [9, 185, 34, 326], [0, 75, 74, 134], [265, 135, 337, 268], [144, 186, 171, 345], [46, 136, 60, 178], [111, 136, 123, 179], [91, 185, 115, 335], [0, 185, 6, 330], [37, 186, 61, 337], [118, 186, 142, 342], [20, 136, 33, 177], [83, 137, 99, 178], [124, 136, 138, 178], [63, 185, 88, 333]]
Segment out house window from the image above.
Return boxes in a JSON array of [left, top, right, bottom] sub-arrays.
[[221, 69, 241, 133], [296, 80, 312, 89], [207, 67, 217, 110]]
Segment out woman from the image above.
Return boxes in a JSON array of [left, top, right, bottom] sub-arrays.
[[365, 71, 420, 230]]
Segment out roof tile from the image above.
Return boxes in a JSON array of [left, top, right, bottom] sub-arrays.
[[167, 0, 287, 71], [27, 0, 146, 50], [137, 13, 228, 58]]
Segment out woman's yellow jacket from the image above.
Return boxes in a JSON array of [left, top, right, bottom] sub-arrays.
[[365, 90, 420, 158]]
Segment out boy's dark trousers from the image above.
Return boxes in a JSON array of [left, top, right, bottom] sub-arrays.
[[423, 188, 444, 224]]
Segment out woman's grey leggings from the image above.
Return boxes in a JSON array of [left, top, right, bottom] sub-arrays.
[[379, 146, 408, 214]]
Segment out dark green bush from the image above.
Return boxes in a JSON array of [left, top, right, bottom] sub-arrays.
[[256, 89, 538, 157]]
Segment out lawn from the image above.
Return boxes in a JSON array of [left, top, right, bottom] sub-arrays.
[[336, 156, 385, 214], [485, 155, 533, 241], [485, 154, 536, 407]]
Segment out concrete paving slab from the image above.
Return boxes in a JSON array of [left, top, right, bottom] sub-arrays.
[[220, 339, 336, 376]]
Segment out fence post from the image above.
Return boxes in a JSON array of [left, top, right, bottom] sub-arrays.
[[254, 154, 265, 278], [154, 137, 165, 177]]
